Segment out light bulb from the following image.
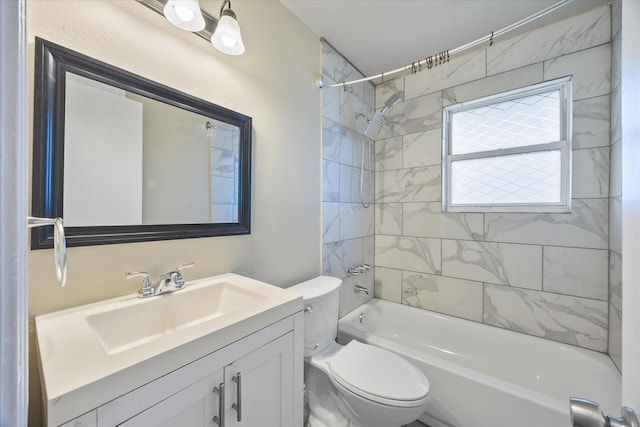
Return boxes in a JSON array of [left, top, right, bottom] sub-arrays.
[[221, 35, 237, 48], [173, 5, 194, 22]]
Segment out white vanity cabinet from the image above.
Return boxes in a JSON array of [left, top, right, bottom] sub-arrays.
[[120, 332, 294, 427], [38, 274, 305, 427], [59, 315, 301, 427]]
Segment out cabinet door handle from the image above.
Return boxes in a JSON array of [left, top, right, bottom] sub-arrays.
[[213, 382, 225, 426], [232, 373, 242, 422]]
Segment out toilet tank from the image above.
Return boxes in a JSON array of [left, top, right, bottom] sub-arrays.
[[288, 276, 342, 357]]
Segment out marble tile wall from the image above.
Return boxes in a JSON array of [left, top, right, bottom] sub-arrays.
[[373, 4, 613, 353], [608, 0, 622, 371], [321, 42, 376, 317]]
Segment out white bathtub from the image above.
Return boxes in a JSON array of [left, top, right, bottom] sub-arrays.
[[337, 299, 621, 427]]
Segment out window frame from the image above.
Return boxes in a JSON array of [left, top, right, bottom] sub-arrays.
[[442, 76, 573, 213]]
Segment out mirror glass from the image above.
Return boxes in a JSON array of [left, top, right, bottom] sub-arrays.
[[32, 38, 252, 248]]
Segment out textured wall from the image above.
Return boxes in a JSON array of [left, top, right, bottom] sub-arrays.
[[321, 42, 376, 317], [373, 5, 613, 353], [27, 1, 321, 425]]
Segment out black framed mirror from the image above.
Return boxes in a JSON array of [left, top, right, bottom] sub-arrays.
[[32, 37, 251, 249]]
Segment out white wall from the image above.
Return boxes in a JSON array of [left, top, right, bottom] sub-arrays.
[[620, 0, 640, 410], [0, 0, 28, 425], [26, 1, 321, 425]]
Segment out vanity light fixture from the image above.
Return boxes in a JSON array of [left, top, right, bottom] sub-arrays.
[[163, 0, 205, 31], [136, 0, 245, 56], [211, 0, 245, 56]]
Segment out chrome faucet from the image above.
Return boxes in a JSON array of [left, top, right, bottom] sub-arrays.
[[354, 285, 369, 295], [126, 262, 194, 298], [570, 397, 640, 427]]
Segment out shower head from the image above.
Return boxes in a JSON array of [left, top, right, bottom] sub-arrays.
[[364, 93, 403, 139], [381, 93, 402, 114]]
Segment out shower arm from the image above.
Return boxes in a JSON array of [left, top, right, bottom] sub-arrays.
[[317, 0, 573, 89], [27, 216, 67, 288]]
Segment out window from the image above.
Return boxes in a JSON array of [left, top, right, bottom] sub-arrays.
[[442, 77, 572, 213]]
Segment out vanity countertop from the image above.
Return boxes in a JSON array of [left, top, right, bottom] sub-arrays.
[[36, 273, 301, 425]]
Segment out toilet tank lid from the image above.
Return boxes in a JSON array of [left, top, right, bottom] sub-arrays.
[[288, 276, 342, 302]]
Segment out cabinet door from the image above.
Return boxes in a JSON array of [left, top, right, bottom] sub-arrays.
[[119, 369, 223, 427], [225, 332, 294, 427]]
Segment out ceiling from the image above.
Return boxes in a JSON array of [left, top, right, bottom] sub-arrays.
[[280, 0, 608, 78]]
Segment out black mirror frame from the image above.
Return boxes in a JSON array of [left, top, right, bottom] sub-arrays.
[[32, 37, 251, 249]]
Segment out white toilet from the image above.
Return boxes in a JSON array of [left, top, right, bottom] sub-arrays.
[[289, 276, 430, 427]]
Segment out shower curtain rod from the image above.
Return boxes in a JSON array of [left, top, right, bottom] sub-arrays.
[[317, 0, 573, 89]]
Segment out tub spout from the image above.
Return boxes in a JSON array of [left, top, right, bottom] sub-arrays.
[[354, 285, 369, 295]]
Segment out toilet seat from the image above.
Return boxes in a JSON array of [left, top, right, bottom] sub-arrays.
[[328, 340, 430, 408]]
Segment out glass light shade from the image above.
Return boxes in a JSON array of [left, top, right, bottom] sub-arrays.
[[211, 10, 245, 55], [163, 0, 206, 32]]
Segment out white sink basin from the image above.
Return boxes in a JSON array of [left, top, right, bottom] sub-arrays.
[[87, 281, 268, 354], [36, 273, 301, 418]]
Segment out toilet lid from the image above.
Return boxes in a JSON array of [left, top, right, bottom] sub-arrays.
[[329, 340, 430, 405]]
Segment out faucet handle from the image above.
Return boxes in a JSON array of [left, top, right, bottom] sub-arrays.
[[176, 262, 194, 273], [126, 272, 153, 297], [172, 262, 194, 288]]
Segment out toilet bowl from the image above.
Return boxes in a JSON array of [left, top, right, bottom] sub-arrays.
[[289, 276, 430, 427]]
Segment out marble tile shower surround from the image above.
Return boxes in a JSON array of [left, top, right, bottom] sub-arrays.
[[321, 42, 376, 317], [371, 4, 614, 353], [608, 0, 622, 371]]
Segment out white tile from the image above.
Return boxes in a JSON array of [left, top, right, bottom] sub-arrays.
[[343, 238, 364, 274], [573, 95, 610, 150], [544, 44, 611, 101], [322, 159, 340, 202], [487, 5, 611, 75], [612, 29, 621, 91], [611, 83, 621, 144], [442, 240, 542, 290], [402, 271, 483, 322], [572, 147, 609, 199], [375, 166, 441, 203], [322, 81, 340, 123], [375, 79, 405, 109], [375, 136, 403, 171], [405, 49, 485, 99], [374, 267, 402, 303], [340, 89, 373, 134], [375, 235, 441, 275], [322, 117, 342, 162], [403, 129, 441, 168], [364, 235, 374, 267], [375, 203, 402, 235], [322, 241, 344, 278], [443, 63, 543, 107], [610, 250, 622, 312], [378, 91, 442, 140], [340, 126, 362, 168], [484, 284, 608, 352], [609, 302, 622, 371], [340, 164, 366, 203], [364, 81, 375, 109], [322, 202, 340, 244], [404, 202, 483, 240], [484, 198, 608, 249], [339, 273, 373, 318], [609, 196, 622, 254], [610, 141, 622, 198], [543, 246, 608, 300], [340, 202, 374, 240]]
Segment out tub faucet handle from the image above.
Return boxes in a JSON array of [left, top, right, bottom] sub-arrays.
[[347, 266, 361, 276], [570, 398, 640, 427]]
